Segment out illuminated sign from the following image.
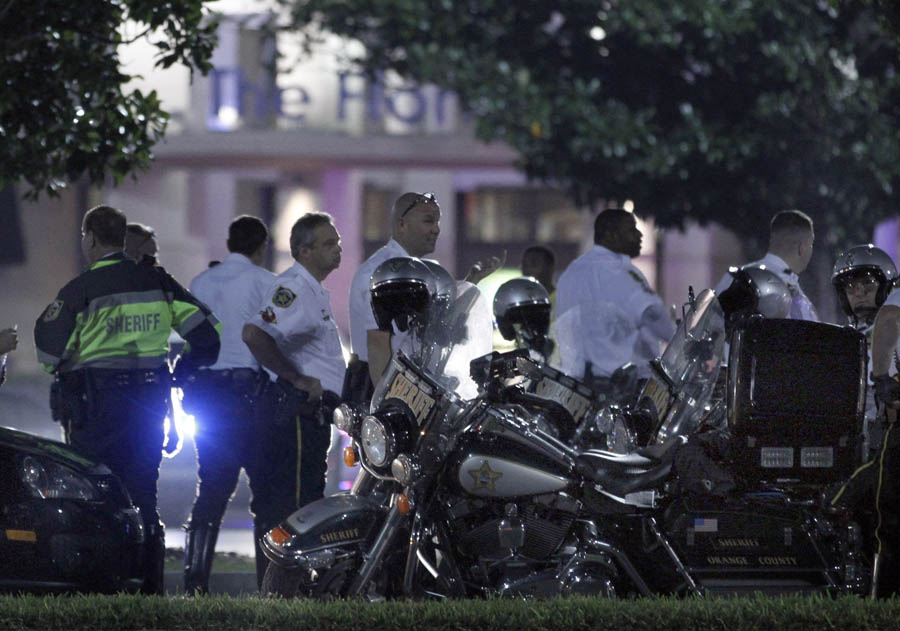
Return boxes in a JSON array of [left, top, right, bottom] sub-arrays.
[[207, 68, 458, 132]]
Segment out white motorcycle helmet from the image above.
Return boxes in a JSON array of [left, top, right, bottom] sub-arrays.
[[717, 265, 792, 327], [831, 244, 897, 321], [493, 276, 552, 343], [370, 257, 436, 332]]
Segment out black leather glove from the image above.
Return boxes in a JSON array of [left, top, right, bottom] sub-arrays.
[[873, 374, 900, 409]]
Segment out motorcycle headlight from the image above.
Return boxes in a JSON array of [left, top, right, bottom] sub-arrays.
[[391, 454, 421, 487], [360, 409, 416, 470], [19, 455, 99, 501], [333, 403, 362, 435], [361, 415, 392, 467]]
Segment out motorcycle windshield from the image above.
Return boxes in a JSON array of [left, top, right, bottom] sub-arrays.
[[641, 288, 726, 444], [371, 280, 494, 409]]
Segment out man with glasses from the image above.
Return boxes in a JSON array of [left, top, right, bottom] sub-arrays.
[[34, 205, 221, 594], [346, 191, 502, 397]]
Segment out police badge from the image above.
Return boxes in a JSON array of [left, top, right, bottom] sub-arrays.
[[272, 286, 297, 308], [42, 300, 63, 322]]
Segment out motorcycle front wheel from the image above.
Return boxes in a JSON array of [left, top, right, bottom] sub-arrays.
[[262, 559, 361, 599], [260, 564, 306, 598]]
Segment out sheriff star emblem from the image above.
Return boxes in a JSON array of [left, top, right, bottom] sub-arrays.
[[42, 300, 63, 322], [272, 286, 297, 308], [468, 460, 502, 492]]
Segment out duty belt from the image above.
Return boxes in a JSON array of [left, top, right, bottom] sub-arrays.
[[192, 368, 267, 397], [195, 368, 261, 385], [87, 367, 169, 389]]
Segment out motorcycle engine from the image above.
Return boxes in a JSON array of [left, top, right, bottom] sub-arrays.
[[445, 493, 577, 562]]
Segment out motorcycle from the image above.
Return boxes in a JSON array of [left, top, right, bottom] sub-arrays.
[[261, 278, 870, 598]]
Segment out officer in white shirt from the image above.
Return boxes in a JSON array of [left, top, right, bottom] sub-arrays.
[[347, 191, 503, 396], [181, 216, 274, 594], [242, 212, 346, 542], [714, 210, 818, 322], [555, 208, 675, 384]]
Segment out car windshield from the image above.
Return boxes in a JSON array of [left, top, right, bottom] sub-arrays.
[[371, 280, 494, 409]]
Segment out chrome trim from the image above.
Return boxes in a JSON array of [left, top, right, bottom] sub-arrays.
[[348, 502, 406, 596]]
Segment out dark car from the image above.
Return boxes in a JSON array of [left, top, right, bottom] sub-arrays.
[[0, 425, 145, 593]]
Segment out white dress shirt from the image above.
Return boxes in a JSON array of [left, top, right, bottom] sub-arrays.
[[714, 253, 819, 322], [348, 239, 411, 361], [555, 245, 674, 379], [248, 261, 346, 394], [189, 252, 275, 371]]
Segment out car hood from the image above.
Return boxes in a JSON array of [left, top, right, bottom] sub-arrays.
[[0, 425, 109, 474]]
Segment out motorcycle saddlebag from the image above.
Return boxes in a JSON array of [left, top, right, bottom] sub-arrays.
[[664, 494, 840, 594]]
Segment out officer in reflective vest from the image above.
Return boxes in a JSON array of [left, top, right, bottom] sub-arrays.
[[34, 205, 221, 595]]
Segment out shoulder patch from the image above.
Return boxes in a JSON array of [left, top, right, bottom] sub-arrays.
[[627, 270, 652, 293], [261, 307, 277, 323], [42, 300, 64, 322], [272, 286, 297, 308]]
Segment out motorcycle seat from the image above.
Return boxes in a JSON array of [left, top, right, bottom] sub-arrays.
[[576, 443, 678, 497]]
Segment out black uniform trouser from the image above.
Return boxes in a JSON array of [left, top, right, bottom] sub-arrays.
[[188, 376, 332, 529], [187, 371, 266, 529], [830, 421, 900, 596], [253, 387, 332, 531], [65, 381, 168, 534], [64, 375, 169, 593]]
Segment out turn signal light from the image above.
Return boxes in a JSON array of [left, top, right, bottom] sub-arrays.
[[343, 446, 357, 467], [269, 526, 292, 546], [396, 493, 411, 515]]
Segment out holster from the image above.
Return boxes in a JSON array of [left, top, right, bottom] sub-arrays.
[[272, 378, 310, 427], [341, 356, 374, 405], [51, 372, 90, 427]]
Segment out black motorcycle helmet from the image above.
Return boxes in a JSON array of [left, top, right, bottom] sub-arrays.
[[831, 244, 897, 322], [370, 257, 437, 332], [493, 276, 552, 342], [717, 266, 791, 331]]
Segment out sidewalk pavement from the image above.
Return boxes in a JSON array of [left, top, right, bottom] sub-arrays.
[[163, 572, 260, 597]]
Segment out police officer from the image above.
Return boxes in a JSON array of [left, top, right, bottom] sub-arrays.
[[124, 222, 159, 263], [832, 244, 897, 459], [182, 215, 275, 594], [520, 245, 556, 310], [714, 210, 818, 321], [555, 208, 675, 386], [242, 212, 346, 527], [33, 205, 221, 595], [348, 192, 502, 395], [833, 261, 900, 597]]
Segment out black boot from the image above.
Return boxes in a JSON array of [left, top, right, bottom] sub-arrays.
[[141, 523, 166, 595], [184, 523, 219, 595]]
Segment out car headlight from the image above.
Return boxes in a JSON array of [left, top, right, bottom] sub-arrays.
[[361, 415, 391, 467], [19, 455, 99, 501]]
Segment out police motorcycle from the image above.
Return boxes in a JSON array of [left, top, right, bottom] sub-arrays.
[[260, 258, 642, 598], [567, 270, 871, 596]]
